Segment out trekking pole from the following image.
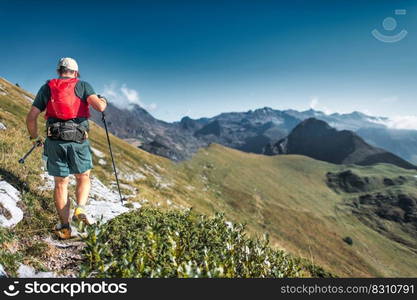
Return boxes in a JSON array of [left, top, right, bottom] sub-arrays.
[[18, 140, 42, 164], [100, 103, 124, 204]]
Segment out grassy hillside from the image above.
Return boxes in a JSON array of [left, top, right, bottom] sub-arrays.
[[1, 77, 417, 277], [178, 146, 417, 277]]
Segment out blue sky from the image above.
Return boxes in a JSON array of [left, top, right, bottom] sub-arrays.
[[0, 0, 416, 124]]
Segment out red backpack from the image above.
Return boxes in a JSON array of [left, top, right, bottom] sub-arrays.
[[45, 78, 90, 120]]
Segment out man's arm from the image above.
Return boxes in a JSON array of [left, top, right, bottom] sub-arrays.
[[87, 94, 107, 112], [26, 106, 42, 139], [28, 83, 48, 140]]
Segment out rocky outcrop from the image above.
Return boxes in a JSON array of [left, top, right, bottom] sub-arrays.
[[327, 169, 417, 251], [0, 264, 7, 277], [0, 181, 23, 228], [0, 83, 7, 96], [358, 193, 417, 224], [18, 264, 57, 278], [327, 170, 407, 193]]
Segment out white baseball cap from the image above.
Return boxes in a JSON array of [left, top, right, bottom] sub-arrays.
[[57, 57, 79, 72]]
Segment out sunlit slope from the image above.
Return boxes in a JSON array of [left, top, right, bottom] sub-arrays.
[[1, 77, 417, 277], [175, 144, 417, 277]]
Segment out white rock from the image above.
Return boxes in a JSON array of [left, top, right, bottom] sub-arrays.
[[0, 181, 24, 228], [39, 173, 75, 191], [144, 164, 156, 174], [0, 122, 6, 130], [0, 84, 7, 96], [138, 167, 148, 174], [131, 202, 142, 209], [39, 172, 55, 191], [157, 181, 173, 189], [21, 94, 33, 103], [18, 264, 57, 278], [90, 176, 121, 202], [91, 147, 105, 158], [87, 199, 130, 223], [87, 176, 132, 223], [98, 159, 106, 166], [0, 264, 7, 277], [120, 171, 146, 182], [155, 164, 165, 171], [225, 221, 233, 229]]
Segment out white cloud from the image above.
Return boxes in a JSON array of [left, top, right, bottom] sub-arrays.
[[309, 97, 318, 109], [120, 84, 139, 104], [371, 115, 417, 130], [102, 82, 157, 111], [309, 97, 332, 115], [148, 103, 158, 111]]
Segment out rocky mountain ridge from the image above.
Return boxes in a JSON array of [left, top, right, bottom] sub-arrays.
[[92, 104, 417, 164]]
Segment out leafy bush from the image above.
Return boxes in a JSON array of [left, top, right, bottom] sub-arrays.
[[343, 236, 353, 245], [80, 208, 327, 278]]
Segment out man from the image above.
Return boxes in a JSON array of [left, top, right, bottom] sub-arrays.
[[26, 57, 107, 239]]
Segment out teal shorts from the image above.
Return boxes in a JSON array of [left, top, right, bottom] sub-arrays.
[[44, 138, 93, 177]]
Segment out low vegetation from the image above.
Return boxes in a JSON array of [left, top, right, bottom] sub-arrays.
[[80, 208, 332, 278]]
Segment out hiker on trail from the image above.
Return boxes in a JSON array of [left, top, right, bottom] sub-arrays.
[[25, 57, 107, 239]]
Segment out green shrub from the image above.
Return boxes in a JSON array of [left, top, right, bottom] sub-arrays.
[[343, 236, 353, 245], [80, 208, 314, 278]]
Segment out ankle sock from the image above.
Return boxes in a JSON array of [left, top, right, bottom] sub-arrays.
[[61, 223, 70, 229]]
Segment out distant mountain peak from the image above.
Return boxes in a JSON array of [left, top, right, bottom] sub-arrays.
[[265, 118, 416, 170], [296, 117, 332, 129], [257, 106, 274, 111], [251, 107, 276, 115]]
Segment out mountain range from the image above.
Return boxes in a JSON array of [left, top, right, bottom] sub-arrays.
[[91, 103, 417, 165]]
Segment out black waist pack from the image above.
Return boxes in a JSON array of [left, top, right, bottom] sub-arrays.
[[47, 120, 88, 143]]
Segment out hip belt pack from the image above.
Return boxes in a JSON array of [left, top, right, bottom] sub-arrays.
[[47, 120, 88, 143]]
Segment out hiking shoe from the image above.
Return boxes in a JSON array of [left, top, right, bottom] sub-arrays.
[[73, 207, 94, 225], [53, 223, 72, 240]]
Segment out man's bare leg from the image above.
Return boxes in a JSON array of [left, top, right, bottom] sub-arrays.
[[54, 176, 70, 224], [75, 170, 91, 206]]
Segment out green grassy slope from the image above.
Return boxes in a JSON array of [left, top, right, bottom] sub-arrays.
[[177, 146, 417, 277], [1, 77, 417, 277]]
